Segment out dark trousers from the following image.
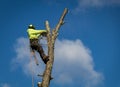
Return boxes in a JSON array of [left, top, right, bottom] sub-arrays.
[[30, 39, 46, 60]]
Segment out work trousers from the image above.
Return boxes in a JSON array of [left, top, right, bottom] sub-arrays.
[[30, 39, 46, 60]]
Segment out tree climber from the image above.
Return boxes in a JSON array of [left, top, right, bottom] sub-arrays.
[[27, 24, 49, 64]]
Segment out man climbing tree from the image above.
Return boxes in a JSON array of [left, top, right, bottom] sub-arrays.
[[26, 8, 68, 87], [27, 24, 49, 64]]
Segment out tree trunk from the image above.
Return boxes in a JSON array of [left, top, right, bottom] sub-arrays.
[[41, 8, 68, 87]]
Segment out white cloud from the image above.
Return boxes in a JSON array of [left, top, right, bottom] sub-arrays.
[[74, 0, 120, 13], [55, 73, 73, 84], [80, 0, 120, 7], [11, 37, 45, 76], [79, 0, 103, 7], [12, 37, 104, 87], [53, 39, 103, 87], [0, 83, 10, 87]]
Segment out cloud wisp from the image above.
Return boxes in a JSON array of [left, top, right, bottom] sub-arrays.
[[54, 39, 103, 87], [12, 37, 104, 87], [74, 0, 120, 13], [0, 83, 10, 87]]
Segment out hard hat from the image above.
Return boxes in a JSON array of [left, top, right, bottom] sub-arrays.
[[28, 24, 35, 29]]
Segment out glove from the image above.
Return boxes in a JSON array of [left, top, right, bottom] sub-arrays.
[[41, 32, 47, 37]]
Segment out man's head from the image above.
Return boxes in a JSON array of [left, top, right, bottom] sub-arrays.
[[28, 24, 35, 29]]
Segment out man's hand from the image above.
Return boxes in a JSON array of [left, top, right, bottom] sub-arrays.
[[41, 32, 47, 37]]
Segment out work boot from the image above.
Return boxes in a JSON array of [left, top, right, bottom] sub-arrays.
[[43, 56, 49, 64]]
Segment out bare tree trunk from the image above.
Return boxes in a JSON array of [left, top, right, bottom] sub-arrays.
[[41, 8, 68, 87]]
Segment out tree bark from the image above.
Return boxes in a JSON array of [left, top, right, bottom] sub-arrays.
[[41, 8, 68, 87]]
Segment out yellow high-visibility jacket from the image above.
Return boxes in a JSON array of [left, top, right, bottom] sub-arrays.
[[27, 28, 47, 39]]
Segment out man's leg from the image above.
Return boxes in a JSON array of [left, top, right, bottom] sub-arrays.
[[37, 44, 49, 64], [30, 39, 49, 64]]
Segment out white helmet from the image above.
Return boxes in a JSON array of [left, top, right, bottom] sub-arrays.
[[28, 24, 35, 29]]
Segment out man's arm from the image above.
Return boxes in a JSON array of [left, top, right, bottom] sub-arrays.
[[29, 29, 47, 34]]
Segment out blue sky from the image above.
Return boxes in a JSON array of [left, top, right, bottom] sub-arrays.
[[0, 0, 120, 87]]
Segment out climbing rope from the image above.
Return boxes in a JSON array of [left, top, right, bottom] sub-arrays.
[[30, 50, 41, 87], [32, 50, 39, 65], [30, 51, 35, 87]]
